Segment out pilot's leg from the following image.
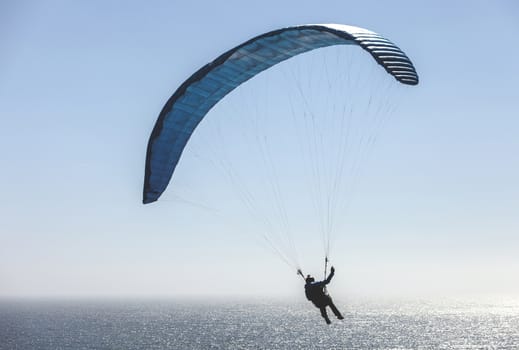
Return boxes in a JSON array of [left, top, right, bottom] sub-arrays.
[[328, 300, 344, 319], [320, 307, 331, 324]]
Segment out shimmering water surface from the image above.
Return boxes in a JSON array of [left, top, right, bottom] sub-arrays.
[[1, 298, 518, 349]]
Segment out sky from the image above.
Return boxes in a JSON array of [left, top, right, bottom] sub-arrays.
[[1, 0, 518, 299]]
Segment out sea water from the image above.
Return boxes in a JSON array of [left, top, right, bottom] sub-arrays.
[[1, 297, 518, 349]]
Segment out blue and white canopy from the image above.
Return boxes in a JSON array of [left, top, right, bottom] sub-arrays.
[[143, 24, 419, 204]]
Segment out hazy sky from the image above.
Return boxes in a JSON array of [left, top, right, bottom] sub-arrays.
[[1, 0, 518, 299]]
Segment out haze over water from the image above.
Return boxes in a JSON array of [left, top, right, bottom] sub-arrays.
[[2, 297, 518, 349]]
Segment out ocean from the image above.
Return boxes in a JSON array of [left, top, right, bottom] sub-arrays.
[[1, 297, 518, 349]]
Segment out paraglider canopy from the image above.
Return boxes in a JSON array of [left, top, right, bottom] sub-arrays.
[[142, 24, 418, 204]]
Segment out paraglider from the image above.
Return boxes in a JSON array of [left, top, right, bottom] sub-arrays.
[[142, 24, 419, 323], [304, 266, 343, 324]]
